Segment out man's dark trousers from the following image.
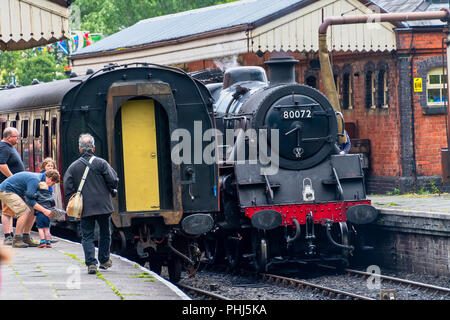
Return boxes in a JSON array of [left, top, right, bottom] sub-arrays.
[[80, 214, 111, 266]]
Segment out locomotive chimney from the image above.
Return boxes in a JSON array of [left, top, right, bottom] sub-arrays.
[[265, 56, 298, 85]]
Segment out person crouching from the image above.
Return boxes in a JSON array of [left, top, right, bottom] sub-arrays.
[[0, 169, 60, 248]]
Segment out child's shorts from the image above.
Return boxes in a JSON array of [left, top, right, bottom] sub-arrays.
[[35, 211, 50, 229]]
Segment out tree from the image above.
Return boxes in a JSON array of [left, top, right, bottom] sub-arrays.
[[16, 53, 65, 86], [0, 51, 21, 85]]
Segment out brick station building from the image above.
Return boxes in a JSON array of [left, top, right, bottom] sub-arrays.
[[70, 0, 450, 194]]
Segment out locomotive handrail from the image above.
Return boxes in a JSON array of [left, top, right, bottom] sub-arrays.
[[274, 103, 320, 109], [332, 167, 344, 200]]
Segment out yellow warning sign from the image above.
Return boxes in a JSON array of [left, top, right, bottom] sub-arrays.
[[414, 78, 422, 92]]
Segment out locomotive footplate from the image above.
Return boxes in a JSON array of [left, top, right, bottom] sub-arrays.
[[244, 200, 372, 227]]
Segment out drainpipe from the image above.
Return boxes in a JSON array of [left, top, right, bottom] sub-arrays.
[[318, 9, 450, 145]]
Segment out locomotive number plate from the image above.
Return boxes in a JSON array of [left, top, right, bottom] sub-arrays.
[[280, 108, 313, 120]]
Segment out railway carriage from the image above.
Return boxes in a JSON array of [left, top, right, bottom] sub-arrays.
[[0, 63, 219, 282]]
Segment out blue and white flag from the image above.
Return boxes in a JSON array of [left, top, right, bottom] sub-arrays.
[[57, 40, 69, 55]]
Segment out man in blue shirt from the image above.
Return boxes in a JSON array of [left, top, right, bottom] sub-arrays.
[[339, 131, 351, 155], [0, 170, 60, 248]]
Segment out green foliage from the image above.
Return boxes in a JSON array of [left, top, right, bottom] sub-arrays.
[[1, 1, 239, 86], [0, 51, 21, 85], [71, 0, 239, 35], [16, 53, 65, 86], [1, 49, 66, 86]]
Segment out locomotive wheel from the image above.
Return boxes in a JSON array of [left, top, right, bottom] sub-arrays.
[[224, 234, 240, 270], [337, 222, 350, 271], [252, 231, 268, 272], [203, 237, 220, 264], [256, 239, 268, 272]]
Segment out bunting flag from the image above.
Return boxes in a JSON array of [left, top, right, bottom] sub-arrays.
[[57, 40, 69, 55], [69, 31, 103, 53], [84, 32, 92, 46]]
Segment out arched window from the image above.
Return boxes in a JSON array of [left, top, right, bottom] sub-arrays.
[[365, 70, 375, 108], [342, 64, 353, 110], [376, 62, 389, 108], [364, 62, 376, 109]]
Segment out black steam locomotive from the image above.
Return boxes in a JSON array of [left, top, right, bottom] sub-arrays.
[[196, 56, 378, 272], [0, 57, 376, 282]]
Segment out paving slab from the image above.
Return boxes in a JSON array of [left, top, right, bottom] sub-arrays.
[[0, 225, 190, 300], [368, 194, 450, 216]]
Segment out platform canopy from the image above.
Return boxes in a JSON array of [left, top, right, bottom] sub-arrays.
[[0, 0, 73, 51]]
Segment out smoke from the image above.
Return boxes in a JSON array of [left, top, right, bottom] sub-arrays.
[[213, 55, 239, 72]]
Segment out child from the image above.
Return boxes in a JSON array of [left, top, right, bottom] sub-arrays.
[[39, 158, 61, 243], [35, 182, 56, 248]]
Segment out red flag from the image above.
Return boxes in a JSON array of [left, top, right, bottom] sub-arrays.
[[84, 33, 92, 46]]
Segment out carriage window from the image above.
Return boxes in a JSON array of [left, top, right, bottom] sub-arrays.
[[427, 67, 447, 106], [21, 120, 29, 138], [34, 119, 41, 138], [342, 73, 352, 110], [1, 122, 5, 138], [10, 121, 17, 128], [51, 117, 57, 137]]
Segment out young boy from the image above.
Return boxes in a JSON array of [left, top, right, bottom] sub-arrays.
[[34, 182, 60, 248]]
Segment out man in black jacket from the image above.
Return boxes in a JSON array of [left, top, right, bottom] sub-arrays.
[[63, 133, 118, 274]]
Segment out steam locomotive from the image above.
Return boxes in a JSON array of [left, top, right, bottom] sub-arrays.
[[0, 57, 377, 282], [196, 56, 378, 272]]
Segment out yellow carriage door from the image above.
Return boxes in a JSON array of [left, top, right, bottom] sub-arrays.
[[121, 100, 160, 211]]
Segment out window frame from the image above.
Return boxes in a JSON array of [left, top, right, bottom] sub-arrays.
[[426, 67, 447, 106]]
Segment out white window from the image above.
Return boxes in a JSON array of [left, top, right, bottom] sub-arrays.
[[427, 67, 447, 106], [377, 69, 388, 108]]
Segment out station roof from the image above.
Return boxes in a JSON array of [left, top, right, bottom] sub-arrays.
[[72, 0, 448, 60], [0, 0, 73, 51], [70, 0, 446, 74], [71, 0, 311, 57], [374, 0, 449, 26]]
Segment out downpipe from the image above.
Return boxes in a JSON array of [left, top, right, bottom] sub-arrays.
[[322, 219, 354, 253]]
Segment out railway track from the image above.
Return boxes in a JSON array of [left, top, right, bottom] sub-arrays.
[[344, 268, 450, 298], [261, 273, 375, 300], [175, 265, 450, 300], [177, 283, 232, 300]]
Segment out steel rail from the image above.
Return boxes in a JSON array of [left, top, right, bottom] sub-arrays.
[[262, 273, 375, 300], [177, 283, 231, 300], [345, 268, 450, 297]]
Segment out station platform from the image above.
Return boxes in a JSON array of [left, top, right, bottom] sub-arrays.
[[0, 225, 190, 300], [368, 193, 450, 215], [365, 194, 450, 277]]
